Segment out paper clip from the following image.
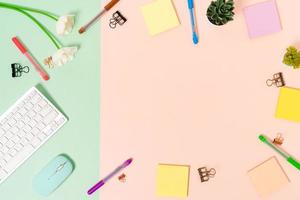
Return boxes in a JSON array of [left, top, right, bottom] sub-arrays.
[[266, 72, 285, 87], [273, 133, 284, 145], [198, 167, 216, 182], [11, 63, 29, 78], [109, 11, 127, 29]]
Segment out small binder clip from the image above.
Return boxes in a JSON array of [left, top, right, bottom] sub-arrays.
[[266, 72, 285, 87], [11, 63, 29, 78], [198, 167, 216, 182], [118, 173, 126, 182], [109, 11, 127, 29], [273, 133, 284, 145]]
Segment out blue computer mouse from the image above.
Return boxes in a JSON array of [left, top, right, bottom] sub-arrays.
[[33, 154, 74, 196]]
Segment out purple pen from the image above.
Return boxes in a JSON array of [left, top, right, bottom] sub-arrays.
[[87, 158, 133, 195]]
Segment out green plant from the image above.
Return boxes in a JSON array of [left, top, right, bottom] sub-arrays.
[[206, 0, 235, 26], [283, 46, 300, 69]]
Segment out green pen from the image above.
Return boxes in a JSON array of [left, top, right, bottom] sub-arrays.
[[259, 134, 300, 170]]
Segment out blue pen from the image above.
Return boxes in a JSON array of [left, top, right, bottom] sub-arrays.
[[187, 0, 199, 44]]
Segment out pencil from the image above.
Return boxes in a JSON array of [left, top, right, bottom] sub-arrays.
[[79, 0, 120, 34]]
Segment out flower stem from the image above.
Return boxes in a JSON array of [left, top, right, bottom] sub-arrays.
[[0, 5, 61, 49], [0, 2, 58, 21]]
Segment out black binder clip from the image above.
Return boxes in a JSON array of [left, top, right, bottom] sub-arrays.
[[109, 11, 127, 29], [198, 167, 216, 182], [266, 72, 285, 87], [11, 63, 29, 78]]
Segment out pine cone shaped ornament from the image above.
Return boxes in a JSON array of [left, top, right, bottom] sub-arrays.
[[207, 0, 235, 26]]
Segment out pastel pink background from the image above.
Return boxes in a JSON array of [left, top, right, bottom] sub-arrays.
[[100, 0, 300, 199]]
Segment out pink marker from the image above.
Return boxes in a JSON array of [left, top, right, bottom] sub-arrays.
[[12, 37, 49, 81], [87, 158, 133, 195]]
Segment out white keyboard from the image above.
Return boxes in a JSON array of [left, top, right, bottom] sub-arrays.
[[0, 87, 67, 184]]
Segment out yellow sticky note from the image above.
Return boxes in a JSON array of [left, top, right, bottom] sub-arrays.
[[276, 87, 300, 123], [248, 157, 289, 197], [141, 0, 180, 36], [156, 164, 190, 197]]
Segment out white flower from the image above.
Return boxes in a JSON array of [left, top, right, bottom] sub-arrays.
[[56, 15, 75, 36], [44, 46, 78, 67]]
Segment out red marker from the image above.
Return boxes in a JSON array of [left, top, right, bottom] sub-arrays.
[[12, 37, 49, 81]]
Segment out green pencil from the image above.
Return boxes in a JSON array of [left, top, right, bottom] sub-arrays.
[[258, 134, 300, 170]]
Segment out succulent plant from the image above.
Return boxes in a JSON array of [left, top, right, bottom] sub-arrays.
[[283, 46, 300, 69], [207, 0, 235, 26]]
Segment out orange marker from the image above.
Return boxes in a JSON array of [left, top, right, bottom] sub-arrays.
[[79, 0, 120, 34]]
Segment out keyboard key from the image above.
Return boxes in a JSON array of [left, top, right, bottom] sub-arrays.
[[43, 126, 53, 136], [27, 110, 37, 118], [31, 94, 41, 104], [10, 127, 19, 134], [0, 169, 7, 180], [38, 133, 47, 141], [3, 154, 12, 162], [14, 144, 23, 152], [17, 101, 25, 108], [31, 128, 40, 136], [23, 125, 31, 133], [0, 137, 8, 145], [1, 146, 9, 154], [33, 114, 43, 123], [36, 122, 46, 131], [0, 160, 6, 168], [7, 118, 16, 126], [25, 133, 33, 141], [0, 129, 4, 137], [0, 118, 8, 125], [23, 116, 30, 124], [17, 131, 26, 138], [31, 138, 41, 148], [20, 138, 28, 146], [38, 99, 47, 107], [4, 132, 13, 139], [33, 105, 42, 113], [6, 140, 15, 148], [44, 111, 58, 125], [16, 121, 25, 129], [40, 105, 52, 117], [11, 136, 20, 143], [55, 116, 66, 125], [28, 120, 37, 128], [4, 145, 34, 172], [14, 113, 22, 120], [25, 102, 34, 110], [2, 123, 10, 131], [18, 108, 27, 115], [29, 90, 37, 98], [8, 149, 17, 157]]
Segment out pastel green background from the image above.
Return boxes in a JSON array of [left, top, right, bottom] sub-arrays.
[[0, 0, 100, 199]]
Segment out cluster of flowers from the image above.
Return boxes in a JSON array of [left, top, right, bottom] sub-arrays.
[[0, 2, 78, 67]]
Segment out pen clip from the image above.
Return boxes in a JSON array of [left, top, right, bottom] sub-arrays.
[[104, 0, 120, 11], [188, 0, 194, 9], [12, 37, 27, 54]]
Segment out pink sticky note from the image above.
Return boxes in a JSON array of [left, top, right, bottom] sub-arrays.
[[243, 0, 282, 39]]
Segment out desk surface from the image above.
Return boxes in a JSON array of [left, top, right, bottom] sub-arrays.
[[100, 0, 300, 199], [0, 0, 100, 199]]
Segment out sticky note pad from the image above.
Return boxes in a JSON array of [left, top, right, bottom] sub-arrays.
[[243, 0, 282, 38], [156, 164, 190, 197], [248, 157, 289, 197], [276, 87, 300, 123], [141, 0, 180, 36]]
